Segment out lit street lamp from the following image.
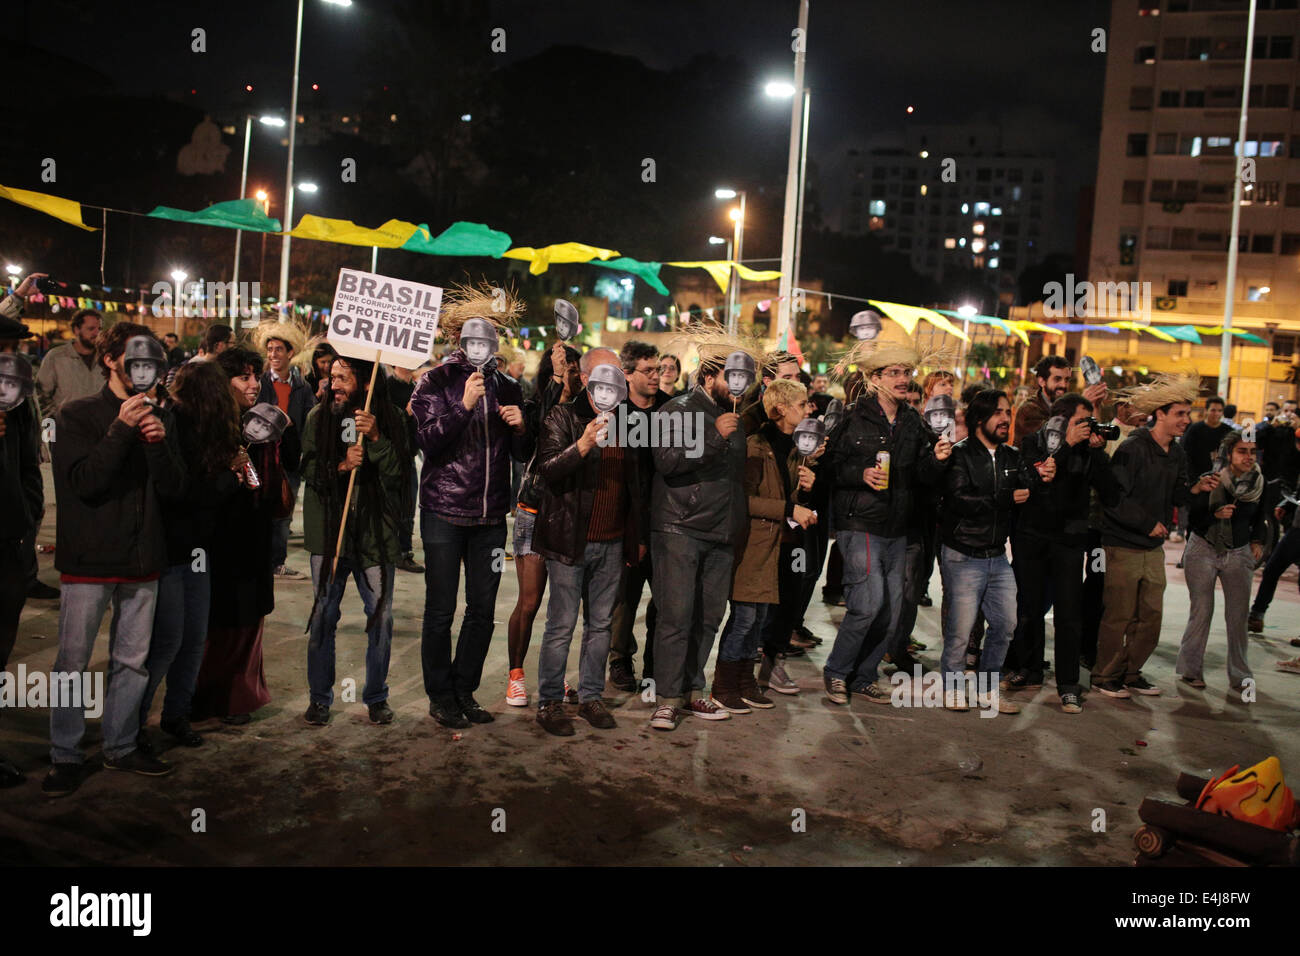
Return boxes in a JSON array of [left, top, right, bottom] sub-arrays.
[[170, 269, 188, 337], [279, 0, 353, 310], [715, 188, 746, 335], [233, 114, 287, 301]]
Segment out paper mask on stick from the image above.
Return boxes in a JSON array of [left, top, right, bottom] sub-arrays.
[[554, 299, 580, 341], [923, 394, 956, 442], [823, 398, 845, 433], [242, 402, 290, 445], [1043, 415, 1067, 455], [586, 363, 627, 413], [1079, 355, 1103, 387], [723, 350, 756, 397], [123, 335, 166, 394], [459, 317, 499, 371], [849, 309, 883, 341], [793, 417, 825, 457], [0, 353, 34, 412]]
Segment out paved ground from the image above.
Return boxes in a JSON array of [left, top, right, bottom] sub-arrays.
[[3, 468, 1299, 866]]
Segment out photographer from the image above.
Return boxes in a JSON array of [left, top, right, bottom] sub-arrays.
[[1175, 433, 1265, 692], [1005, 394, 1118, 713]]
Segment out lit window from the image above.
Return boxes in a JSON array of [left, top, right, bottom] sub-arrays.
[[961, 203, 970, 214], [974, 201, 991, 216], [959, 237, 967, 248], [990, 240, 1001, 251], [971, 238, 986, 253], [991, 207, 1003, 216], [988, 258, 999, 269], [920, 184, 928, 196], [972, 221, 985, 235], [869, 199, 886, 216], [944, 237, 957, 249], [1011, 186, 1022, 201]]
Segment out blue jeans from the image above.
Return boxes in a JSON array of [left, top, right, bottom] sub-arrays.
[[823, 531, 907, 683], [419, 513, 507, 701], [649, 531, 734, 704], [308, 555, 395, 706], [718, 601, 770, 663], [272, 470, 302, 568], [50, 580, 157, 764], [140, 562, 211, 725], [939, 544, 1017, 685], [539, 540, 623, 703]]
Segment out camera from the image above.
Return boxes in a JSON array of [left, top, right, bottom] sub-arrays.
[[35, 276, 63, 295], [1086, 417, 1120, 441]]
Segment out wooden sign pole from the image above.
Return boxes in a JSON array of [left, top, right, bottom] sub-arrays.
[[330, 352, 381, 580]]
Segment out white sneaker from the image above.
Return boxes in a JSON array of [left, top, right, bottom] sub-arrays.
[[1276, 658, 1300, 675], [505, 669, 528, 707], [274, 565, 304, 579], [944, 690, 969, 711], [765, 661, 800, 695], [650, 704, 679, 730]]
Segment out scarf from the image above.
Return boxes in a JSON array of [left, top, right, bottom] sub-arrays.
[[1205, 463, 1263, 554]]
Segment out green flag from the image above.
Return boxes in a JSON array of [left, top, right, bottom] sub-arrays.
[[400, 221, 512, 257], [147, 198, 281, 232]]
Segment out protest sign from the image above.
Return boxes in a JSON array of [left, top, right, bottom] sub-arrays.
[[327, 268, 443, 370]]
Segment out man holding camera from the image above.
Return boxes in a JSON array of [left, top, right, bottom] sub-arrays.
[[1093, 376, 1217, 699], [1005, 395, 1118, 713]]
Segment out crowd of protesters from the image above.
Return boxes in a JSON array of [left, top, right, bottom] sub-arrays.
[[1, 271, 1298, 797]]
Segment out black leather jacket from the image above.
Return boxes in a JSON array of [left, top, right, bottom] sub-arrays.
[[650, 386, 747, 543], [829, 394, 934, 537], [936, 438, 1038, 558], [533, 391, 649, 565]]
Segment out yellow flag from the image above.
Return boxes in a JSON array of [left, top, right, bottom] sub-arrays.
[[0, 184, 95, 231], [869, 300, 970, 341], [288, 215, 419, 248], [503, 242, 619, 275], [667, 261, 733, 292]]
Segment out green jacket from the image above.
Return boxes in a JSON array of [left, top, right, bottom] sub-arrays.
[[300, 403, 407, 568]]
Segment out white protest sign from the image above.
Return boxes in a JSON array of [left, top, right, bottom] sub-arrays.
[[327, 268, 442, 370]]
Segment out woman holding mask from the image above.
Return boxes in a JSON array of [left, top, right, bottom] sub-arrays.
[[191, 348, 300, 725], [139, 361, 245, 749], [504, 341, 581, 707]]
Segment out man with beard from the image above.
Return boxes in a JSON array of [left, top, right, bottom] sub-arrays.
[[1093, 374, 1217, 699], [1010, 355, 1070, 447], [647, 348, 749, 730], [300, 356, 411, 726], [822, 342, 946, 706], [934, 389, 1054, 714], [36, 307, 105, 415]]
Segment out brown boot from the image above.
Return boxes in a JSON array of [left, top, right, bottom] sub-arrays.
[[738, 659, 775, 709], [711, 660, 751, 714]]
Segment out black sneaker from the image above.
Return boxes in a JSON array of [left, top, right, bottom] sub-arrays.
[[160, 716, 203, 747], [304, 702, 331, 726], [103, 749, 174, 776], [1125, 675, 1162, 696], [608, 658, 638, 693], [1094, 679, 1132, 699], [429, 698, 470, 729], [368, 701, 394, 725], [457, 694, 494, 724], [135, 730, 157, 757], [1001, 672, 1043, 692], [27, 580, 59, 600], [42, 763, 81, 798], [221, 713, 252, 725], [854, 683, 893, 705], [917, 593, 933, 607], [1060, 693, 1083, 714], [537, 700, 575, 736], [794, 625, 823, 646]]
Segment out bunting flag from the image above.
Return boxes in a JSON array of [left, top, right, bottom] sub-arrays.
[[400, 221, 512, 257], [936, 309, 1026, 344], [589, 257, 669, 295], [735, 264, 783, 283], [869, 300, 969, 341], [666, 260, 733, 292], [147, 198, 281, 232], [1109, 320, 1176, 342], [1191, 325, 1269, 345], [503, 242, 619, 275], [0, 183, 96, 231], [289, 215, 419, 248]]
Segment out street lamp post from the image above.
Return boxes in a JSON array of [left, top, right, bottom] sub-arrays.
[[170, 269, 188, 338], [775, 0, 810, 346], [256, 190, 270, 310], [235, 116, 286, 308], [709, 236, 732, 323], [715, 188, 746, 335]]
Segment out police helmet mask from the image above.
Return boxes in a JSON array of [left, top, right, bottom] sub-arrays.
[[554, 299, 580, 341], [241, 402, 289, 444], [823, 398, 844, 433], [1079, 355, 1103, 387], [849, 309, 883, 341], [123, 335, 166, 394], [1043, 415, 1067, 455], [923, 394, 956, 441], [586, 363, 627, 413], [724, 350, 755, 397], [0, 353, 33, 411], [460, 317, 499, 369], [793, 417, 825, 457]]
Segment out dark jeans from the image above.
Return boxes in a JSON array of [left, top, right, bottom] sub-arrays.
[[1081, 528, 1104, 664], [1250, 524, 1300, 617], [140, 562, 211, 725], [760, 540, 805, 660], [824, 531, 907, 683], [308, 556, 395, 707], [649, 531, 733, 704], [609, 551, 656, 676], [719, 601, 771, 663], [1008, 533, 1085, 695], [271, 470, 302, 568], [793, 522, 829, 629], [0, 540, 27, 670], [21, 527, 38, 588], [399, 465, 419, 555], [419, 513, 506, 702]]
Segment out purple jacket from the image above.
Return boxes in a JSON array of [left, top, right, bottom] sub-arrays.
[[411, 350, 529, 520]]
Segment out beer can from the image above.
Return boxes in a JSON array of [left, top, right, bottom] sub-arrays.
[[243, 460, 261, 489], [876, 450, 890, 490]]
